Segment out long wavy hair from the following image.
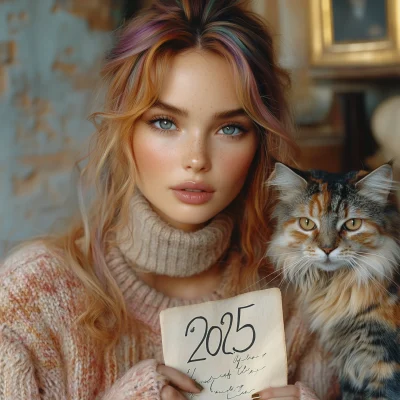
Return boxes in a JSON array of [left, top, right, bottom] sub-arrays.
[[29, 0, 296, 344]]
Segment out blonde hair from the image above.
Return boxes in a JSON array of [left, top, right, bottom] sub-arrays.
[[19, 0, 296, 345]]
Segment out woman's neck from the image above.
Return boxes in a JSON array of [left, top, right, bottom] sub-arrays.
[[135, 261, 223, 299]]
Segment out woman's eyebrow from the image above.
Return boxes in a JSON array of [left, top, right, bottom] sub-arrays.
[[151, 100, 248, 119]]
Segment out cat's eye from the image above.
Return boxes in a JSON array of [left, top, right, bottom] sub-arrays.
[[299, 217, 316, 231], [343, 218, 362, 231]]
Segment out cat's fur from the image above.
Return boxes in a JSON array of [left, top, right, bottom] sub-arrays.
[[267, 163, 400, 400]]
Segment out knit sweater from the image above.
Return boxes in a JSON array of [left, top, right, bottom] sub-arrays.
[[116, 191, 235, 277], [0, 203, 339, 399]]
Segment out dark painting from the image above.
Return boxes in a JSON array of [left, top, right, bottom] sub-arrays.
[[332, 0, 388, 43]]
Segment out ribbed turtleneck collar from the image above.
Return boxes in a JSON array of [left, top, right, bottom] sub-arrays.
[[115, 190, 234, 277], [106, 247, 241, 332]]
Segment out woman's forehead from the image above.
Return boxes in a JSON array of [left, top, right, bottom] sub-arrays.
[[156, 50, 242, 117]]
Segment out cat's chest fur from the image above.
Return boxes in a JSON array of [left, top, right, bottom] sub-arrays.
[[300, 271, 400, 392], [300, 271, 398, 337]]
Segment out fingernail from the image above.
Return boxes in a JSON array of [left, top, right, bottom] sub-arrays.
[[195, 382, 204, 392], [251, 394, 261, 399]]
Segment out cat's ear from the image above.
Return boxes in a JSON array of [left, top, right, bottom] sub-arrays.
[[268, 163, 307, 201], [355, 164, 393, 204]]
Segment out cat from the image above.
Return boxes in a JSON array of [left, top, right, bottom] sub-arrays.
[[267, 162, 400, 400]]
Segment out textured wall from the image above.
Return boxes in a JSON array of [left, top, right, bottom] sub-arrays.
[[0, 0, 121, 257]]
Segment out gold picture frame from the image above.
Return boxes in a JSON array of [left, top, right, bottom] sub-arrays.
[[309, 0, 400, 67]]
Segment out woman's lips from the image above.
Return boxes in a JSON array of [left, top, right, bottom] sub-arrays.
[[172, 189, 214, 205], [171, 182, 215, 205]]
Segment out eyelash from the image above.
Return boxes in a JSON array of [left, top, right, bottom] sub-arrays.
[[147, 115, 177, 133], [147, 115, 248, 139]]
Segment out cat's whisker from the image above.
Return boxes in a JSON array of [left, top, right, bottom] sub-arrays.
[[352, 254, 398, 288], [289, 258, 306, 278], [298, 259, 317, 284], [257, 269, 286, 290], [364, 272, 393, 298], [269, 253, 302, 272], [346, 259, 358, 286], [354, 251, 398, 265], [349, 258, 370, 287], [351, 258, 394, 296], [242, 267, 284, 292], [354, 251, 400, 276], [284, 256, 311, 285]]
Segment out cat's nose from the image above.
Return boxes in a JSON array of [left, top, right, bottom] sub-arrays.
[[321, 247, 336, 255]]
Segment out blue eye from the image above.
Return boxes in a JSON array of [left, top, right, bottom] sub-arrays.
[[153, 119, 176, 131], [219, 125, 243, 136]]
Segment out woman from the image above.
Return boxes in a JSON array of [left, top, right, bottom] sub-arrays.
[[0, 1, 339, 399]]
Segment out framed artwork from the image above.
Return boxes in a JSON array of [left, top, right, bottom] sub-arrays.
[[309, 0, 400, 67]]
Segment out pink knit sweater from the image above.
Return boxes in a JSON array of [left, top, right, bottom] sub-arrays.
[[0, 244, 339, 399]]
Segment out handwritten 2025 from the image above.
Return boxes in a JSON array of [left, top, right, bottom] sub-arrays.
[[184, 304, 257, 364]]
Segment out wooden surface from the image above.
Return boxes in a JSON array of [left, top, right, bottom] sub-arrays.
[[297, 143, 343, 172]]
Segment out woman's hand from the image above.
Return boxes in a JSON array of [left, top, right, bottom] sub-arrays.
[[251, 384, 300, 399], [157, 364, 203, 399]]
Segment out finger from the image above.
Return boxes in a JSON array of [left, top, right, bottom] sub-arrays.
[[157, 364, 202, 393], [252, 385, 300, 399], [161, 385, 187, 400]]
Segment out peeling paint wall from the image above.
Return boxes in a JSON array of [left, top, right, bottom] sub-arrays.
[[0, 0, 121, 257]]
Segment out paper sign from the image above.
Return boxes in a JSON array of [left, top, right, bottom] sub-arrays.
[[160, 288, 287, 399]]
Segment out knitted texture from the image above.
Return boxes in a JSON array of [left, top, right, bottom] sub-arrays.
[[106, 246, 240, 330], [116, 190, 234, 277], [295, 382, 320, 400], [0, 245, 339, 399], [102, 359, 167, 400]]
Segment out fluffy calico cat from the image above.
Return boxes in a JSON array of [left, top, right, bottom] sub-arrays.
[[267, 163, 400, 400]]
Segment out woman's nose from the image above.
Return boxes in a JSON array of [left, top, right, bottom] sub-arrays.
[[182, 134, 211, 173]]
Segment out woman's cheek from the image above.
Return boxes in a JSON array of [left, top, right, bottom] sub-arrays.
[[217, 143, 257, 189], [134, 136, 177, 179]]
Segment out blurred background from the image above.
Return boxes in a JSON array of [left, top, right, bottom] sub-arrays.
[[1, 0, 400, 257]]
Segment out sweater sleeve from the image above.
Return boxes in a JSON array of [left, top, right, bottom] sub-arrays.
[[295, 382, 321, 400], [0, 325, 41, 400], [0, 246, 169, 400], [101, 359, 168, 400], [1, 324, 168, 400]]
